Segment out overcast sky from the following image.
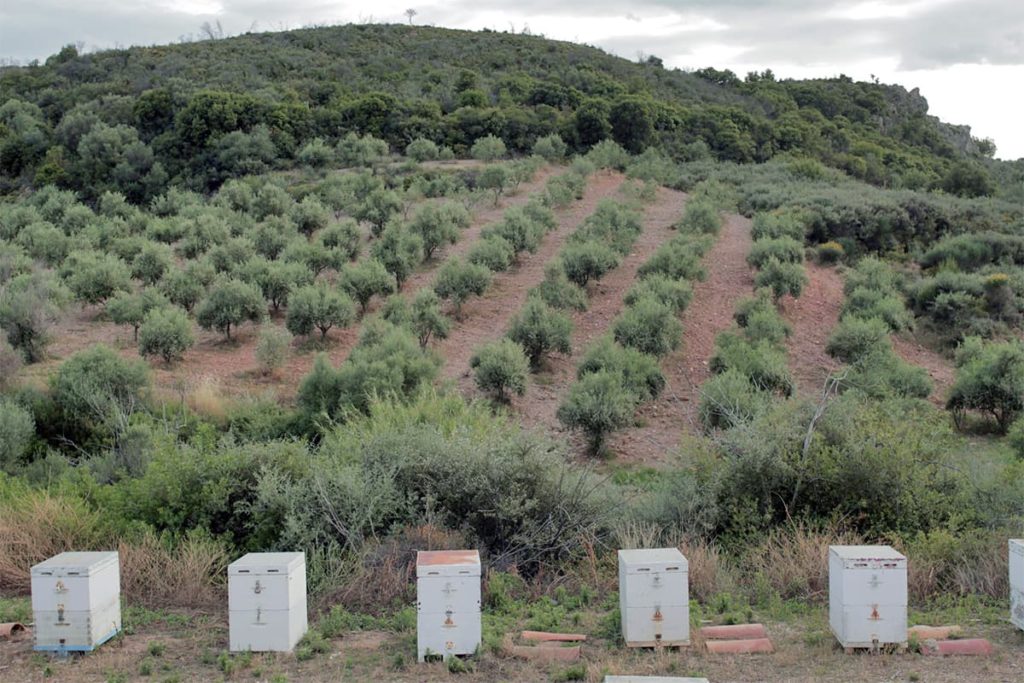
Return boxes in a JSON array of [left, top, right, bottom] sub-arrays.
[[2, 1, 1022, 159]]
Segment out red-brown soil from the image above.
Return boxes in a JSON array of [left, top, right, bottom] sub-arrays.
[[891, 332, 955, 405], [781, 261, 844, 397], [437, 171, 627, 394], [609, 212, 756, 462]]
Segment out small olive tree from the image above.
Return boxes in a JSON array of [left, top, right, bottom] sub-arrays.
[[195, 278, 266, 340], [557, 371, 637, 455], [138, 306, 194, 365], [434, 258, 491, 318], [286, 284, 356, 340], [470, 338, 529, 401]]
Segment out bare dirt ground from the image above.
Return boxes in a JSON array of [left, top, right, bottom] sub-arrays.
[[438, 171, 627, 394], [29, 167, 561, 404], [891, 332, 956, 406], [781, 261, 844, 398], [2, 609, 1021, 683], [507, 185, 687, 457]]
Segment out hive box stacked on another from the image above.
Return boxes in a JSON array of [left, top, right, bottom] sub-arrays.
[[31, 551, 121, 652], [416, 550, 481, 662], [618, 548, 690, 647], [828, 545, 907, 650], [1011, 539, 1024, 631], [228, 552, 307, 652]]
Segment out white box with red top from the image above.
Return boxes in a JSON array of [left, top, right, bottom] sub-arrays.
[[416, 550, 481, 661]]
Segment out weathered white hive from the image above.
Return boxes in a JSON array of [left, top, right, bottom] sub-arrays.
[[31, 551, 121, 652], [228, 552, 307, 652], [618, 548, 690, 647], [1010, 539, 1024, 630], [828, 545, 907, 649], [416, 549, 481, 662]]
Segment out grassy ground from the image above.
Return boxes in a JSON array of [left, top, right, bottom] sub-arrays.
[[3, 589, 1024, 682]]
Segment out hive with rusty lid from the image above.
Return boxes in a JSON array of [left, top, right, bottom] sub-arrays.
[[228, 552, 307, 652], [31, 551, 121, 653], [416, 549, 481, 661], [618, 547, 690, 648], [829, 545, 907, 650]]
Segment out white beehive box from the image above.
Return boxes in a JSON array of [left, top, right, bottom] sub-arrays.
[[1010, 539, 1024, 630], [31, 551, 121, 652], [618, 548, 689, 647], [228, 552, 307, 652], [828, 545, 907, 649], [416, 550, 481, 662]]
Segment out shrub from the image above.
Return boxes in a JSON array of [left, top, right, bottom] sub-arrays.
[[286, 284, 356, 340], [709, 332, 794, 397], [291, 196, 330, 237], [624, 275, 693, 313], [409, 202, 470, 259], [612, 296, 682, 358], [240, 258, 312, 312], [1008, 415, 1024, 459], [750, 211, 805, 241], [755, 257, 808, 301], [467, 236, 515, 272], [371, 222, 423, 288], [747, 237, 804, 268], [340, 259, 397, 315], [107, 289, 169, 341], [52, 344, 150, 428], [138, 307, 194, 365], [478, 165, 511, 205], [470, 135, 507, 162], [318, 220, 362, 262], [572, 200, 642, 255], [535, 261, 588, 311], [409, 289, 451, 348], [947, 340, 1024, 432], [844, 257, 900, 297], [557, 371, 637, 454], [482, 207, 544, 256], [195, 278, 266, 340], [0, 338, 22, 388], [560, 242, 618, 288], [743, 308, 792, 345], [817, 241, 844, 264], [532, 134, 567, 162], [470, 339, 529, 401], [585, 140, 630, 170], [354, 188, 402, 237], [637, 237, 707, 281], [406, 138, 440, 162], [825, 316, 891, 363], [131, 242, 173, 285], [254, 324, 291, 376], [677, 200, 720, 235], [160, 268, 205, 312], [506, 298, 572, 368], [843, 347, 933, 400], [577, 336, 665, 401], [699, 369, 770, 431], [0, 399, 34, 470], [297, 137, 333, 169], [62, 250, 131, 304], [842, 287, 912, 331], [334, 324, 440, 414], [434, 258, 491, 317], [0, 271, 69, 362]]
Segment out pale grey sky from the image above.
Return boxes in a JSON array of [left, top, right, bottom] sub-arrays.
[[2, 0, 1022, 158]]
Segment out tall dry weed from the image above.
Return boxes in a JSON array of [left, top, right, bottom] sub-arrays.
[[118, 532, 228, 610]]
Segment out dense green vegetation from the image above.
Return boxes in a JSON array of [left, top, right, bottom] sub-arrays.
[[1, 24, 1023, 668]]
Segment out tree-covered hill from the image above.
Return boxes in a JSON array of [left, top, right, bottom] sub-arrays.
[[1, 23, 1017, 203]]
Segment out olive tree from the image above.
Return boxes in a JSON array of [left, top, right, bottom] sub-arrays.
[[138, 306, 194, 365], [507, 298, 572, 368], [434, 258, 491, 318], [286, 284, 356, 340], [195, 278, 266, 340], [557, 371, 638, 455], [107, 288, 169, 340], [470, 338, 529, 401], [340, 259, 397, 315]]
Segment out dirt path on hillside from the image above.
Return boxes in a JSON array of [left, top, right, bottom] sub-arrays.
[[38, 167, 561, 402], [891, 332, 955, 405], [438, 171, 627, 393], [609, 212, 756, 463], [504, 186, 686, 452], [781, 261, 844, 397]]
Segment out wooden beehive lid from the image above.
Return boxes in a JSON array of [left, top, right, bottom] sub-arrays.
[[416, 550, 480, 577]]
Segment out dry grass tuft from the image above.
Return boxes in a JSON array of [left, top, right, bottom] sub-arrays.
[[678, 537, 733, 602], [186, 377, 231, 422], [118, 532, 228, 610]]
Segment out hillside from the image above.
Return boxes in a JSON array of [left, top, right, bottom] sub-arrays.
[[1, 23, 1024, 683]]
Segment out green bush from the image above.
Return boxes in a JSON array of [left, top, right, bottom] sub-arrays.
[[677, 199, 721, 235], [842, 287, 912, 331], [297, 137, 334, 168], [0, 399, 34, 470], [825, 316, 891, 363], [160, 268, 205, 312], [843, 347, 932, 400], [585, 140, 630, 170], [560, 241, 618, 288], [750, 210, 806, 241], [406, 138, 440, 162], [470, 339, 529, 401], [0, 337, 22, 388], [354, 188, 402, 237], [947, 339, 1024, 432], [409, 289, 451, 348], [709, 332, 794, 396], [637, 236, 708, 281], [535, 261, 588, 311], [62, 250, 131, 304], [743, 307, 792, 345], [844, 256, 900, 297], [318, 220, 362, 262], [577, 336, 665, 401], [371, 222, 424, 288], [52, 344, 150, 429], [340, 259, 397, 315], [195, 278, 265, 340], [479, 165, 511, 205], [747, 237, 804, 268], [131, 242, 173, 285], [1007, 415, 1024, 459], [612, 296, 682, 358], [624, 274, 693, 313], [254, 324, 291, 376], [470, 135, 507, 162], [467, 236, 515, 272], [408, 202, 470, 260], [434, 258, 491, 317], [532, 134, 567, 162], [482, 206, 543, 256], [290, 196, 330, 237], [698, 368, 770, 431], [286, 284, 356, 340], [572, 200, 642, 255], [754, 257, 808, 301], [507, 298, 572, 368], [817, 241, 844, 264], [138, 307, 194, 365], [0, 271, 69, 362], [107, 289, 169, 341], [557, 371, 638, 454]]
